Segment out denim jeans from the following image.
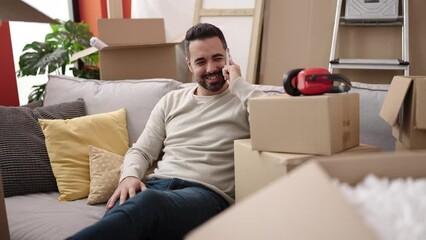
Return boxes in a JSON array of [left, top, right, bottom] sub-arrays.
[[67, 178, 230, 240]]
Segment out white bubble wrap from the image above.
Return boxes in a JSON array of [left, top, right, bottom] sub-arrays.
[[334, 174, 426, 240]]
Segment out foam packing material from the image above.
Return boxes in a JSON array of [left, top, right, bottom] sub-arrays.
[[334, 174, 426, 240]]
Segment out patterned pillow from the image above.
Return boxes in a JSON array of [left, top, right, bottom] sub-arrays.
[[0, 99, 86, 197], [87, 146, 124, 205]]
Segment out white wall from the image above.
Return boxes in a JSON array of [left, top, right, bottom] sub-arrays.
[[132, 0, 257, 82], [10, 0, 71, 105]]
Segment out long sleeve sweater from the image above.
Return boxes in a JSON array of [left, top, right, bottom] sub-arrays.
[[120, 77, 265, 203]]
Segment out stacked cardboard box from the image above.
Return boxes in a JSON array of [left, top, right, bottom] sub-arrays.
[[186, 151, 426, 240], [380, 76, 426, 150], [234, 139, 381, 201], [248, 93, 360, 155], [233, 92, 375, 201], [72, 18, 185, 81]]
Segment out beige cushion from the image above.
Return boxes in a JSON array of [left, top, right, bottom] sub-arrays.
[[39, 108, 129, 201], [44, 75, 182, 144], [87, 146, 124, 205]]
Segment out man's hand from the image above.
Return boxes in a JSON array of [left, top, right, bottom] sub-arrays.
[[106, 176, 147, 209], [222, 59, 242, 86]]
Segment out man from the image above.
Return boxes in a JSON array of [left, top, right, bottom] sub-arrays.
[[68, 23, 265, 240]]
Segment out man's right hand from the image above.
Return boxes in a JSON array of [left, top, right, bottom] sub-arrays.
[[106, 176, 147, 210]]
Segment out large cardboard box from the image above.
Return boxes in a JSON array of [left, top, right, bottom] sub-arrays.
[[186, 151, 426, 240], [248, 93, 360, 155], [379, 76, 426, 149], [72, 18, 185, 81], [234, 139, 382, 201]]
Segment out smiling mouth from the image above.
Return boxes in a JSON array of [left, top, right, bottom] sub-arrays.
[[206, 74, 220, 82]]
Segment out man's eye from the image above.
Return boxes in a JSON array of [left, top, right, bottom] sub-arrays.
[[195, 61, 205, 66]]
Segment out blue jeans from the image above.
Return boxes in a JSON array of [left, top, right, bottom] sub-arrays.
[[67, 178, 230, 240]]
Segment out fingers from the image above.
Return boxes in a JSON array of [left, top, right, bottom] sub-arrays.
[[224, 63, 242, 84], [106, 190, 120, 209], [128, 187, 136, 199], [222, 67, 230, 81], [119, 189, 128, 206], [141, 182, 147, 191], [106, 177, 143, 209]]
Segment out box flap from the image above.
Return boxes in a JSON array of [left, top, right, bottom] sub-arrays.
[[415, 79, 426, 129], [379, 76, 413, 126], [98, 18, 166, 45], [0, 0, 55, 23], [70, 46, 98, 62], [188, 151, 426, 240], [187, 160, 377, 240], [317, 151, 426, 185]]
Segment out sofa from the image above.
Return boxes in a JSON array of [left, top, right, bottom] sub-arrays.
[[0, 74, 394, 240]]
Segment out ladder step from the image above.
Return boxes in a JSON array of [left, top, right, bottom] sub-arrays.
[[330, 58, 409, 70]]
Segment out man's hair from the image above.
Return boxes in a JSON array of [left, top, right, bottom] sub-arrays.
[[184, 23, 228, 58]]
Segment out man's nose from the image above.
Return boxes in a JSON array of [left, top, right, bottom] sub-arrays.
[[206, 61, 218, 73]]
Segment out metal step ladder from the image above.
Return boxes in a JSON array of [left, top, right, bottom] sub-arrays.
[[329, 0, 409, 75]]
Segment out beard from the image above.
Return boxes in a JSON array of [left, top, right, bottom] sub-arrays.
[[196, 70, 227, 93]]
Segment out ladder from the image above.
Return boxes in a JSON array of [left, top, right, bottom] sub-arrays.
[[329, 0, 409, 75]]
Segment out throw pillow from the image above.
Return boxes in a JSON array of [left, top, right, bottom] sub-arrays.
[[39, 108, 129, 201], [0, 99, 86, 197], [87, 146, 125, 205]]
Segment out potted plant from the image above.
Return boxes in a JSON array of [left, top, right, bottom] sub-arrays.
[[17, 19, 100, 103]]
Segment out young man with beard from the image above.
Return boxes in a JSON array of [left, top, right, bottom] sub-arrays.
[[68, 23, 265, 240]]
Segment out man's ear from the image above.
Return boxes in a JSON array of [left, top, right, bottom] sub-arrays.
[[186, 57, 193, 72]]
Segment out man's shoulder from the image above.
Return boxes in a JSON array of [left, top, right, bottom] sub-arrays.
[[160, 85, 194, 102]]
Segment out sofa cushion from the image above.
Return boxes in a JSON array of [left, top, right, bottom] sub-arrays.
[[44, 75, 182, 144], [5, 192, 105, 240], [39, 108, 129, 201], [0, 99, 86, 197], [87, 146, 124, 205]]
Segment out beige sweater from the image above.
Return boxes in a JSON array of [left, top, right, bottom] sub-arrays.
[[120, 78, 265, 203]]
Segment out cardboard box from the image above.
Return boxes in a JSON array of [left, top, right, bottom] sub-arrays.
[[379, 76, 426, 149], [186, 151, 426, 240], [248, 93, 360, 155], [395, 139, 408, 151], [234, 139, 382, 201], [72, 18, 185, 81]]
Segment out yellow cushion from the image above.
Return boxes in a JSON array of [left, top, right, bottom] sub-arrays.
[[39, 108, 129, 201], [87, 145, 124, 205]]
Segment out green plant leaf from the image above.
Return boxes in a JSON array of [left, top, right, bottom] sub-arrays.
[[18, 41, 68, 77], [28, 83, 46, 103], [18, 18, 100, 101]]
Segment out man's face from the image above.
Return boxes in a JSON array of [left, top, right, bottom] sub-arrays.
[[186, 37, 227, 96]]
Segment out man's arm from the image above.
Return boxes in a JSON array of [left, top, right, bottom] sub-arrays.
[[106, 98, 167, 209]]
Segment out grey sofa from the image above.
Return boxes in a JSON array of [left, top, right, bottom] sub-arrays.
[[1, 75, 394, 240]]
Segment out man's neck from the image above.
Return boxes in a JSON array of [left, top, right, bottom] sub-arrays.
[[195, 82, 229, 96]]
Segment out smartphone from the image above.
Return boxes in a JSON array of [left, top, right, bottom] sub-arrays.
[[225, 48, 230, 65]]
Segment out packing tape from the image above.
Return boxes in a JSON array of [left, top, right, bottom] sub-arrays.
[[90, 37, 108, 50]]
